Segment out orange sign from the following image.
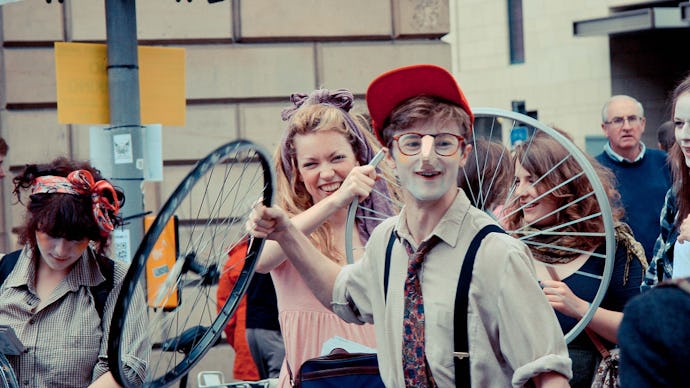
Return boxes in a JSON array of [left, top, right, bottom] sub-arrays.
[[144, 215, 179, 309], [55, 42, 185, 126]]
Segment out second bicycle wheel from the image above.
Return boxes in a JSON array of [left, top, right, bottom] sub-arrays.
[[472, 108, 615, 344], [108, 140, 274, 387]]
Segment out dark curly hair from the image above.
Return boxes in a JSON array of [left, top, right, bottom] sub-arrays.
[[12, 157, 125, 259]]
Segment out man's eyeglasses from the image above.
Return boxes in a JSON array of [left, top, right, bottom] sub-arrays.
[[604, 115, 643, 129], [392, 132, 465, 156]]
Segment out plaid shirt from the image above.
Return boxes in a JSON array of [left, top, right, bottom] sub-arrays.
[[0, 247, 148, 387], [643, 188, 677, 292]]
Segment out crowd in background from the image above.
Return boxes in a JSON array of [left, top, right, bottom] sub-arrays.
[[2, 64, 690, 388]]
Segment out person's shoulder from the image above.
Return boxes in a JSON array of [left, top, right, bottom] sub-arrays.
[[106, 257, 130, 285], [484, 230, 525, 250], [463, 211, 524, 250], [369, 214, 398, 238], [594, 152, 609, 163], [644, 148, 669, 162]]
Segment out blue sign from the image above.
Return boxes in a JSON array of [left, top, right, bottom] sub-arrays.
[[510, 126, 530, 148]]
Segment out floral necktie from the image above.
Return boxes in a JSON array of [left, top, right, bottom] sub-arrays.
[[402, 235, 440, 388]]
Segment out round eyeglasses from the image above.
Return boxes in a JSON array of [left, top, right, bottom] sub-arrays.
[[392, 132, 465, 157], [604, 115, 643, 129]]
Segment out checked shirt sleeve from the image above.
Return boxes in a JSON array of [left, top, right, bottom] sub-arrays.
[[643, 189, 677, 292]]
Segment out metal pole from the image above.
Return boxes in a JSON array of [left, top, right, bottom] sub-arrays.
[[105, 0, 144, 261]]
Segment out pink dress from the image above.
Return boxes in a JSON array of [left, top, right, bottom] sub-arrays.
[[271, 259, 377, 388]]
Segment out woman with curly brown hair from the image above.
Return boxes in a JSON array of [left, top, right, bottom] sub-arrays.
[[0, 157, 148, 387], [505, 129, 647, 387]]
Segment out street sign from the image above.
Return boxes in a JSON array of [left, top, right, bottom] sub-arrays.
[[55, 42, 185, 125]]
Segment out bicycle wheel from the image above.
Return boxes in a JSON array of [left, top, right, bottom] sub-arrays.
[[0, 353, 18, 388], [471, 108, 615, 343], [108, 140, 275, 387], [344, 150, 404, 265]]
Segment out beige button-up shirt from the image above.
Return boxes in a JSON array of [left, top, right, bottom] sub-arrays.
[[332, 190, 572, 387], [0, 247, 148, 387]]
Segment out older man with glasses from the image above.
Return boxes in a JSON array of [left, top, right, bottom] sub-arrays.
[[595, 95, 671, 261]]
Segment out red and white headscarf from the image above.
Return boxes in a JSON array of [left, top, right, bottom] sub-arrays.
[[31, 170, 120, 237]]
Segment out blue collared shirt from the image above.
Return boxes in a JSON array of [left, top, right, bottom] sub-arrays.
[[603, 141, 646, 163]]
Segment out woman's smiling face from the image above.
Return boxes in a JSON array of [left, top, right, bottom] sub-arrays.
[[293, 129, 359, 204], [514, 160, 559, 227]]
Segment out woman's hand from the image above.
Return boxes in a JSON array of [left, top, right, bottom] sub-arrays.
[[678, 214, 690, 244], [540, 279, 589, 319], [246, 203, 293, 240], [326, 165, 377, 209]]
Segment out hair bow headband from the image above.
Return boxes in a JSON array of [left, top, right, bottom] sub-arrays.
[[31, 170, 120, 237]]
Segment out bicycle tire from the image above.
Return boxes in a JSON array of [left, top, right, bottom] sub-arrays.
[[473, 107, 615, 343], [108, 140, 275, 387]]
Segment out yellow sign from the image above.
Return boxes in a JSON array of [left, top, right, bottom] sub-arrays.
[[55, 42, 185, 126]]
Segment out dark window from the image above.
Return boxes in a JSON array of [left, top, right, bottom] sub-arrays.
[[508, 0, 524, 64]]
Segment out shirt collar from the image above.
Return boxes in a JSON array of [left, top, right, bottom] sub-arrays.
[[5, 246, 106, 291], [603, 141, 646, 163], [394, 188, 471, 250]]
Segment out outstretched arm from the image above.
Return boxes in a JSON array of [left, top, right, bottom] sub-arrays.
[[249, 204, 342, 309], [255, 164, 377, 273]]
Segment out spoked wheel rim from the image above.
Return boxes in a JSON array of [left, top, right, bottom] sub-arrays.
[[344, 150, 404, 265], [108, 140, 275, 387], [472, 107, 615, 343]]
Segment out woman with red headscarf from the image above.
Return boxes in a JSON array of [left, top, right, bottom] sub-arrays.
[[0, 157, 148, 387]]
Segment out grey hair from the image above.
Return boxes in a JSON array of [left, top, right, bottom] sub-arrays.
[[601, 95, 644, 123]]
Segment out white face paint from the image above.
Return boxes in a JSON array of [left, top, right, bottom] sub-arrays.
[[391, 118, 468, 205], [674, 93, 690, 168]]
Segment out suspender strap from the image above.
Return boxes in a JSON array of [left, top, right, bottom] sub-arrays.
[[382, 224, 505, 387], [383, 231, 396, 302], [454, 224, 505, 387]]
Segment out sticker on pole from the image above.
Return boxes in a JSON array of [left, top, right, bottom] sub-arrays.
[[113, 228, 132, 263], [113, 133, 133, 164]]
